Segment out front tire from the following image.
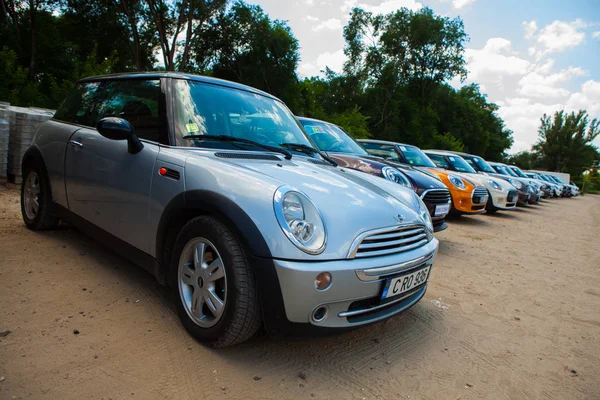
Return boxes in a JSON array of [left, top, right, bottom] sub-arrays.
[[170, 215, 261, 347], [485, 195, 498, 214], [21, 166, 59, 230]]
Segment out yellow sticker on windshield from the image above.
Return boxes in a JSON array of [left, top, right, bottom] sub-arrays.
[[186, 123, 200, 133]]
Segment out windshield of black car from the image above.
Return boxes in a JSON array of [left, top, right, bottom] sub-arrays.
[[360, 142, 401, 161], [398, 146, 437, 168], [467, 156, 496, 173], [173, 80, 315, 152], [446, 155, 477, 173], [501, 165, 518, 177], [299, 120, 368, 155], [509, 166, 527, 178]]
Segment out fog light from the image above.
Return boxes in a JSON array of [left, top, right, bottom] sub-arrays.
[[312, 306, 328, 323], [314, 272, 332, 290]]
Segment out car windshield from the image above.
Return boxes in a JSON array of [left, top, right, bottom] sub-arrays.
[[466, 156, 496, 173], [549, 176, 561, 183], [397, 145, 437, 168], [509, 166, 528, 178], [492, 164, 509, 175], [359, 142, 401, 161], [173, 80, 315, 152], [299, 119, 368, 155], [502, 165, 518, 177], [446, 155, 477, 173]]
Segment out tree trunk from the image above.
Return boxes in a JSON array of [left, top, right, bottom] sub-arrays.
[[28, 0, 36, 80], [2, 0, 22, 56], [178, 7, 194, 72], [118, 0, 143, 71], [147, 0, 172, 70]]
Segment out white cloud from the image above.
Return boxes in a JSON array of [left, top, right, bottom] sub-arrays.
[[566, 80, 600, 116], [316, 49, 347, 73], [359, 0, 422, 14], [452, 0, 476, 9], [341, 0, 358, 12], [465, 38, 530, 85], [522, 21, 538, 39], [593, 31, 600, 39], [518, 66, 586, 99], [305, 15, 319, 22], [305, 0, 314, 5], [312, 18, 343, 32], [527, 19, 587, 59]]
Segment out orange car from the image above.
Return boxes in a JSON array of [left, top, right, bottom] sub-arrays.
[[358, 140, 489, 214]]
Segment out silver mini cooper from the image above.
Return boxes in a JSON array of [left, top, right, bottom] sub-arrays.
[[20, 72, 439, 347]]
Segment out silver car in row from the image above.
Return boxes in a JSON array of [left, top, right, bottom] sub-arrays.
[[20, 73, 439, 347]]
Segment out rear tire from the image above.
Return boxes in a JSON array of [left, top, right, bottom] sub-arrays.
[[21, 166, 60, 230], [170, 215, 261, 347]]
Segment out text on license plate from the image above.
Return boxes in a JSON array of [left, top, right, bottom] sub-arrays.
[[434, 203, 450, 216], [381, 266, 430, 300]]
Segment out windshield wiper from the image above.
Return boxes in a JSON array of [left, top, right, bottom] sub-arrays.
[[183, 135, 292, 160], [280, 142, 338, 167]]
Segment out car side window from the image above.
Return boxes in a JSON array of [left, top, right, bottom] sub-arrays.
[[427, 154, 450, 169], [94, 79, 164, 143], [53, 82, 101, 127]]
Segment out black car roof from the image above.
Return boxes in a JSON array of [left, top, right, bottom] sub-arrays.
[[78, 72, 280, 101], [357, 139, 415, 147]]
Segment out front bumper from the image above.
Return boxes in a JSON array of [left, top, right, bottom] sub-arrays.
[[488, 189, 518, 210], [273, 238, 439, 328]]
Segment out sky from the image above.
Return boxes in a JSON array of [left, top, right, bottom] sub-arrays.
[[252, 0, 600, 153]]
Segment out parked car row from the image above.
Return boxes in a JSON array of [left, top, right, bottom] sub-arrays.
[[18, 73, 577, 348]]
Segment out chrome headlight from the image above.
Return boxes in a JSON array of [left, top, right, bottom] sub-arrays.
[[448, 174, 466, 190], [382, 166, 413, 190], [274, 186, 326, 254], [413, 192, 434, 236], [488, 179, 502, 191], [508, 178, 523, 190]]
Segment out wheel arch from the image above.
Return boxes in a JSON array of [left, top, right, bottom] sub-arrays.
[[156, 190, 273, 284], [21, 147, 52, 197]]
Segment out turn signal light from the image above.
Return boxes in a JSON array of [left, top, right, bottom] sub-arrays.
[[159, 167, 167, 176], [315, 272, 332, 290]]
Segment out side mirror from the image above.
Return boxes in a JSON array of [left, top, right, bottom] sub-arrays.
[[96, 117, 144, 154]]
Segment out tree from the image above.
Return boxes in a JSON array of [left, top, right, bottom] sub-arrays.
[[190, 2, 299, 105], [146, 0, 227, 71], [534, 110, 600, 174]]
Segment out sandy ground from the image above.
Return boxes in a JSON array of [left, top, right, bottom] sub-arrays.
[[0, 184, 599, 400]]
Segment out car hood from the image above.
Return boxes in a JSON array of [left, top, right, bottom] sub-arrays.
[[327, 153, 447, 192], [183, 150, 427, 260], [467, 173, 515, 192]]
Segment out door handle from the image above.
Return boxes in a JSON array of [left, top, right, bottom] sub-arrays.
[[69, 140, 83, 148]]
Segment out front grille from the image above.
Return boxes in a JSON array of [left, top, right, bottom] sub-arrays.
[[421, 189, 451, 204], [349, 225, 429, 259], [472, 187, 488, 204], [214, 152, 280, 161], [507, 190, 518, 203]]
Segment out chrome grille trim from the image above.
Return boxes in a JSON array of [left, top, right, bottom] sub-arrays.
[[338, 284, 427, 318], [347, 224, 430, 259], [356, 251, 436, 281], [420, 188, 452, 204], [471, 187, 489, 205]]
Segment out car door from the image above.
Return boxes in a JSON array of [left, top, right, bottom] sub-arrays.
[[64, 78, 166, 253]]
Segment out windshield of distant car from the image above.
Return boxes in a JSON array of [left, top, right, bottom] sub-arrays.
[[446, 155, 477, 173], [465, 156, 496, 173], [509, 166, 528, 178], [397, 145, 437, 168], [502, 165, 518, 177], [299, 119, 368, 155], [492, 164, 509, 175], [549, 176, 562, 183], [359, 142, 401, 161], [173, 80, 315, 151]]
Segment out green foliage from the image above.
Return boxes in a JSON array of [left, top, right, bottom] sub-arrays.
[[432, 132, 464, 152], [327, 107, 372, 139], [0, 1, 517, 161], [506, 151, 540, 170], [533, 110, 600, 175]]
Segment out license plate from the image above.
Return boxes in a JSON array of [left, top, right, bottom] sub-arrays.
[[434, 203, 450, 216], [381, 266, 430, 300]]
